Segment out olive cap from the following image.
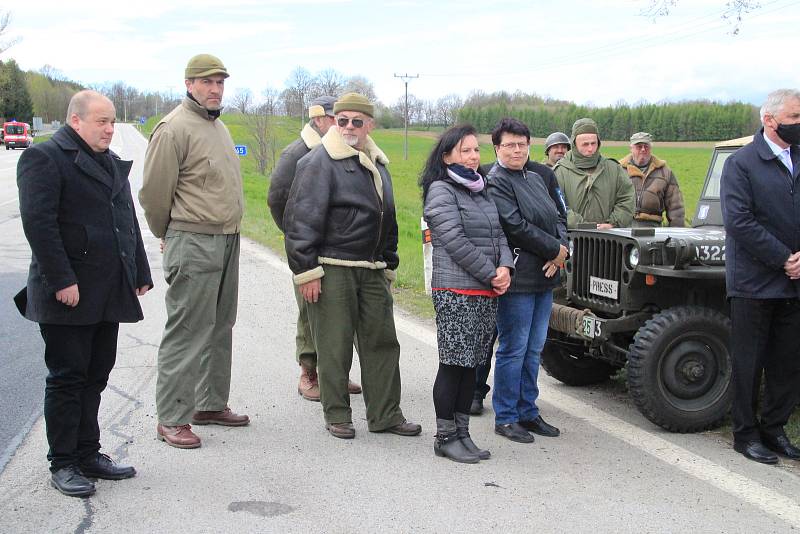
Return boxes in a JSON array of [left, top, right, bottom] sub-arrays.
[[185, 54, 229, 79]]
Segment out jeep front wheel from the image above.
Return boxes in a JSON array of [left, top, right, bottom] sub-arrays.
[[542, 330, 617, 386], [627, 306, 731, 433]]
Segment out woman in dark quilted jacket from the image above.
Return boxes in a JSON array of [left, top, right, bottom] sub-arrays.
[[420, 124, 514, 463]]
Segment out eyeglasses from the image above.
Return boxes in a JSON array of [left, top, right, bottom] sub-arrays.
[[337, 117, 365, 128], [498, 142, 529, 150]]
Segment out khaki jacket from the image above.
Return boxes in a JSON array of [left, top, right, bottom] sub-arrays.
[[554, 153, 635, 229], [140, 97, 243, 238], [619, 154, 685, 227]]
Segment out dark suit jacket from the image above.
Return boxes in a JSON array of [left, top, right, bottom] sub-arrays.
[[721, 128, 800, 299], [16, 127, 153, 325]]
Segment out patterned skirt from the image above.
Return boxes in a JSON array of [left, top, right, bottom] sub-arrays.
[[432, 290, 498, 367]]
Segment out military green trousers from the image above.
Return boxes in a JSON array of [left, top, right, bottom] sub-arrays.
[[304, 265, 405, 431], [156, 230, 239, 426], [293, 284, 317, 368]]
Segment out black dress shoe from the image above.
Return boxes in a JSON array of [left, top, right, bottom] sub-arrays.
[[470, 397, 484, 416], [51, 465, 96, 497], [494, 423, 535, 443], [733, 440, 779, 464], [520, 415, 560, 437], [79, 453, 136, 480], [763, 435, 800, 460]]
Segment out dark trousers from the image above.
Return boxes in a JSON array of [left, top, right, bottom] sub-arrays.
[[474, 329, 498, 400], [729, 297, 800, 443], [40, 322, 119, 471]]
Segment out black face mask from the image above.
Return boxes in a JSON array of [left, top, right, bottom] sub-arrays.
[[776, 122, 800, 145]]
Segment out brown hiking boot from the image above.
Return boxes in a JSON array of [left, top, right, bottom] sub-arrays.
[[326, 422, 356, 439], [347, 380, 362, 395], [298, 366, 321, 402], [157, 424, 201, 449], [192, 407, 250, 426]]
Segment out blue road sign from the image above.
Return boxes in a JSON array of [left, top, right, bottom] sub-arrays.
[[139, 116, 146, 124], [235, 145, 248, 156]]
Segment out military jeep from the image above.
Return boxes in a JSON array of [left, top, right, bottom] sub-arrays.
[[542, 136, 752, 433]]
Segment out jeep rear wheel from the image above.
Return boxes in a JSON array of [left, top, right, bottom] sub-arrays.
[[542, 330, 617, 386], [627, 306, 731, 433]]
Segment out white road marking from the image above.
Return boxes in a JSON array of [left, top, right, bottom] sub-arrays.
[[242, 207, 800, 530], [394, 307, 800, 527]]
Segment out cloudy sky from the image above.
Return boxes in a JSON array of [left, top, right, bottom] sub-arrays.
[[2, 0, 797, 107]]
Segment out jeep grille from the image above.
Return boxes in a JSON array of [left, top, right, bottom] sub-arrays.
[[571, 235, 624, 305]]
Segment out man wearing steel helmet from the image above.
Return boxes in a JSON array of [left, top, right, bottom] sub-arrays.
[[283, 93, 421, 440], [140, 54, 249, 449], [268, 95, 362, 402], [542, 132, 570, 168]]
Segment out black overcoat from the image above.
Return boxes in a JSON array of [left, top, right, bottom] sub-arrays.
[[16, 127, 153, 325]]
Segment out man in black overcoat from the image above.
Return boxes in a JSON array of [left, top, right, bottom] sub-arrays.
[[15, 90, 153, 497]]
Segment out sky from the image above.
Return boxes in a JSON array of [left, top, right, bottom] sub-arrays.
[[2, 0, 798, 108]]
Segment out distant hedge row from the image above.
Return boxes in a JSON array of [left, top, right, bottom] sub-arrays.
[[457, 99, 759, 142]]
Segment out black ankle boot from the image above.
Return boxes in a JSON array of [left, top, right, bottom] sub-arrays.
[[434, 418, 479, 464], [455, 412, 490, 460]]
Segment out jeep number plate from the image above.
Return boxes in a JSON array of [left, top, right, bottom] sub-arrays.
[[589, 276, 619, 300], [580, 316, 602, 339]]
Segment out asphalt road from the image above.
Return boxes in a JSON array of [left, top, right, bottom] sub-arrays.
[[1, 124, 799, 533], [0, 145, 47, 475]]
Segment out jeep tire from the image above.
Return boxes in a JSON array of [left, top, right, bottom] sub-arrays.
[[627, 306, 731, 433], [542, 330, 617, 386]]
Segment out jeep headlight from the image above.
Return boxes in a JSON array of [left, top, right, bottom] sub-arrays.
[[628, 247, 640, 268]]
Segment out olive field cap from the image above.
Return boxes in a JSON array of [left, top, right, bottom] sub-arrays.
[[333, 93, 374, 117], [544, 132, 571, 154], [185, 54, 229, 79], [630, 132, 653, 145], [309, 95, 337, 118], [571, 118, 599, 141]]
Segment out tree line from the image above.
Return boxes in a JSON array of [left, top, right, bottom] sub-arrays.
[[457, 91, 760, 141], [1, 56, 761, 144]]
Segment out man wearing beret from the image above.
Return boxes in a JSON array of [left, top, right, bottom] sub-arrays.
[[283, 93, 421, 439], [619, 132, 685, 228], [554, 118, 634, 229], [140, 54, 249, 449], [17, 90, 152, 496], [268, 95, 362, 402]]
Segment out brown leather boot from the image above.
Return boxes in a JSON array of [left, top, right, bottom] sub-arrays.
[[298, 366, 321, 401], [157, 424, 201, 449], [192, 407, 250, 426]]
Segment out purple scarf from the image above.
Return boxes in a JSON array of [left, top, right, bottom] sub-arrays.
[[447, 163, 485, 193]]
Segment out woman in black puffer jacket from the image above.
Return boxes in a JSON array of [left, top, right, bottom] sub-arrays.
[[421, 124, 514, 463]]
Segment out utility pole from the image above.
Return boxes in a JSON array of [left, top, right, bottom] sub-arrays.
[[394, 73, 418, 160]]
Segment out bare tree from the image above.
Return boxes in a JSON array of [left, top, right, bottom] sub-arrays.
[[423, 99, 437, 129], [642, 1, 760, 34], [285, 67, 316, 124], [342, 75, 377, 102], [261, 87, 282, 116], [229, 88, 253, 114], [436, 94, 463, 126], [244, 103, 278, 175], [315, 68, 345, 97], [0, 10, 20, 55]]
